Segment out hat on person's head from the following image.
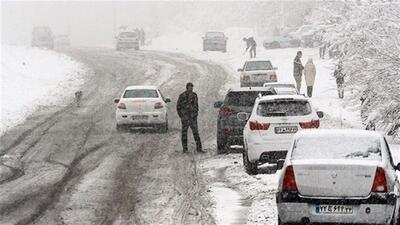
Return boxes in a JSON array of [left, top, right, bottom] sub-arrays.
[[186, 82, 194, 89]]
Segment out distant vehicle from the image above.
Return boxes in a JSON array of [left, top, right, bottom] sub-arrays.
[[277, 129, 400, 225], [54, 35, 71, 48], [290, 25, 317, 48], [114, 85, 171, 132], [214, 87, 276, 154], [263, 82, 298, 95], [239, 95, 323, 174], [31, 26, 54, 49], [239, 59, 278, 87], [116, 31, 139, 51], [263, 35, 301, 49], [202, 31, 227, 52]]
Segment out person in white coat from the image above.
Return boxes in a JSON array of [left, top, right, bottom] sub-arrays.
[[304, 58, 316, 97]]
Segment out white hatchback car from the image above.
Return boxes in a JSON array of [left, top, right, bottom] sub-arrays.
[[277, 129, 400, 225], [238, 59, 278, 87], [240, 95, 323, 174], [114, 85, 170, 132]]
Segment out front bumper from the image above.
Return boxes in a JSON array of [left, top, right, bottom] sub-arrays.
[[276, 192, 396, 224]]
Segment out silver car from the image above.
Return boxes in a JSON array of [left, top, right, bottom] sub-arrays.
[[277, 129, 400, 225]]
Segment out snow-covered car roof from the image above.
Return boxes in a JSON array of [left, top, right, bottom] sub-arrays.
[[294, 129, 383, 140], [257, 94, 306, 101], [125, 85, 158, 90], [245, 58, 272, 62], [228, 86, 275, 92], [263, 82, 296, 87]]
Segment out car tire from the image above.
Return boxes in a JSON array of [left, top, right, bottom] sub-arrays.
[[243, 150, 258, 175], [217, 133, 228, 154]]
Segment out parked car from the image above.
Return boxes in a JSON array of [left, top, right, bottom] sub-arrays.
[[214, 87, 276, 154], [31, 26, 54, 49], [114, 85, 170, 132], [277, 129, 400, 225], [239, 59, 278, 87], [116, 31, 139, 51], [239, 95, 323, 174], [263, 35, 301, 49], [263, 82, 298, 95], [54, 35, 71, 48], [202, 31, 227, 52]]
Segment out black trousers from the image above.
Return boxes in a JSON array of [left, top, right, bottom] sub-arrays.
[[181, 117, 202, 151], [250, 46, 256, 58], [307, 86, 313, 97]]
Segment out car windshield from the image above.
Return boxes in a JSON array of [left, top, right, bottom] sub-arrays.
[[225, 91, 273, 107], [245, 61, 273, 71], [119, 32, 137, 38], [257, 100, 311, 117], [123, 89, 158, 98], [206, 32, 224, 38], [292, 135, 382, 161]]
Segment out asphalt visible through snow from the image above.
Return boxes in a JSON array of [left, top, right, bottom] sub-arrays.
[[0, 48, 229, 225]]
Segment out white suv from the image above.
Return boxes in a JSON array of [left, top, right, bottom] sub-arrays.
[[114, 85, 170, 132], [277, 129, 400, 225], [238, 59, 278, 87], [240, 95, 323, 174]]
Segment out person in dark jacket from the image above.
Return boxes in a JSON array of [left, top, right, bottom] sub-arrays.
[[177, 82, 204, 153], [293, 51, 304, 93], [243, 37, 257, 58]]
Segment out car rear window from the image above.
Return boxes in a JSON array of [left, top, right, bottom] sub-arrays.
[[245, 61, 273, 71], [257, 100, 311, 117], [206, 32, 224, 38], [292, 135, 382, 161], [119, 32, 137, 38], [225, 91, 273, 107], [123, 89, 158, 98]]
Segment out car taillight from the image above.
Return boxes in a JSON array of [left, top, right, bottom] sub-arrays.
[[249, 121, 270, 130], [299, 119, 320, 129], [243, 75, 251, 81], [154, 102, 163, 109], [219, 107, 234, 117], [282, 166, 298, 192], [270, 74, 277, 81], [117, 103, 126, 109], [371, 167, 387, 193]]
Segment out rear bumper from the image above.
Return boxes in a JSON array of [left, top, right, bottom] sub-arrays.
[[247, 138, 292, 163], [277, 192, 396, 224], [218, 124, 245, 146], [116, 112, 166, 125], [203, 42, 226, 50]]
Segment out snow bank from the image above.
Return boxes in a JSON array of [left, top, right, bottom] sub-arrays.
[[1, 45, 86, 134]]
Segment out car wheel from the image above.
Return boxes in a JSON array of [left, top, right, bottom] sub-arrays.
[[243, 150, 258, 175], [217, 133, 228, 154]]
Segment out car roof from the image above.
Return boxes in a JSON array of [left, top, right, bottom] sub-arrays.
[[294, 129, 383, 140], [257, 94, 306, 101], [245, 58, 272, 62], [228, 86, 275, 92], [125, 85, 158, 90], [263, 82, 296, 86]]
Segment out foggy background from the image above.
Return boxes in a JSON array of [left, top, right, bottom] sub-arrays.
[[2, 1, 314, 47]]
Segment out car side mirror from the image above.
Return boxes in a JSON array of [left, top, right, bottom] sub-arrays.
[[237, 68, 243, 72], [396, 163, 400, 171], [277, 160, 285, 170], [214, 101, 223, 108], [114, 98, 120, 103], [237, 112, 249, 121], [317, 111, 324, 118], [165, 98, 171, 103]]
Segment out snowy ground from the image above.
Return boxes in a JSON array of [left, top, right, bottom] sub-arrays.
[[148, 29, 400, 225], [1, 45, 86, 135]]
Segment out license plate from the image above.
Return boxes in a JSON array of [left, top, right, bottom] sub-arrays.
[[274, 126, 298, 134], [132, 115, 148, 120], [315, 205, 353, 214]]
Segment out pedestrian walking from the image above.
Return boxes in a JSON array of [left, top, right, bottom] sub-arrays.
[[304, 58, 316, 97], [293, 51, 304, 93], [177, 82, 205, 153], [319, 43, 326, 59], [243, 37, 257, 58], [333, 60, 345, 99]]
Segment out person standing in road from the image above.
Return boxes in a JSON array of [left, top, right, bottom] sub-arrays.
[[293, 51, 304, 93], [177, 82, 205, 153], [333, 60, 346, 99], [243, 37, 257, 58], [304, 58, 316, 97]]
